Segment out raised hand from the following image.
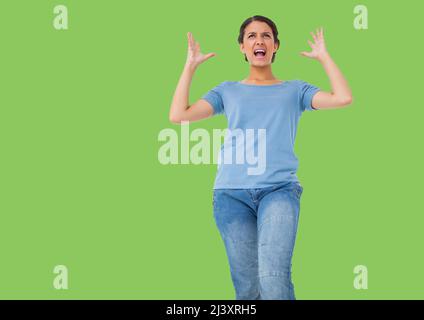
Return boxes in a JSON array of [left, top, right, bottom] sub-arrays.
[[300, 27, 329, 61], [186, 32, 216, 68]]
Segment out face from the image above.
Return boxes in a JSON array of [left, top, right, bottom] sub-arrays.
[[240, 21, 279, 66]]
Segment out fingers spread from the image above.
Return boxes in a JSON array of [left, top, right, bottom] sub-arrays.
[[188, 32, 193, 49], [190, 33, 196, 48], [205, 52, 216, 60]]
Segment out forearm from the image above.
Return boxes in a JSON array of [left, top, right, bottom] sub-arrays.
[[169, 63, 197, 122], [319, 53, 352, 102]]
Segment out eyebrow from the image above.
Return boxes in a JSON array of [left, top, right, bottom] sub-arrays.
[[247, 32, 272, 35]]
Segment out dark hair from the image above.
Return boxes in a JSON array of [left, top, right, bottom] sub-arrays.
[[237, 15, 280, 63]]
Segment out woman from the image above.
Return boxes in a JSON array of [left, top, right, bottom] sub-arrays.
[[169, 15, 353, 300]]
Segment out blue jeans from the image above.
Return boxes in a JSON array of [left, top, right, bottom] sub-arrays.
[[212, 181, 303, 300]]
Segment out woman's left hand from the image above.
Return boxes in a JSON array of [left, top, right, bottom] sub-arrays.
[[300, 27, 329, 61]]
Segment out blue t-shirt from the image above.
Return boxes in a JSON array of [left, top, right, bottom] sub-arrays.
[[202, 80, 320, 189]]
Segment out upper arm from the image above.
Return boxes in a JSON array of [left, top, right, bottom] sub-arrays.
[[170, 82, 226, 124], [298, 80, 352, 112], [170, 98, 215, 124], [183, 99, 214, 121], [312, 91, 353, 110]]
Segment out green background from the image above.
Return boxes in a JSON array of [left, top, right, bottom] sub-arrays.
[[0, 0, 423, 299]]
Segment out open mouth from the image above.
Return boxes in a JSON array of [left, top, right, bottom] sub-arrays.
[[254, 49, 266, 59]]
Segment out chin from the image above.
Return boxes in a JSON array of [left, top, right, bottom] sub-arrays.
[[250, 61, 271, 67]]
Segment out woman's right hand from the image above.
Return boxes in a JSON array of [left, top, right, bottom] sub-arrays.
[[185, 32, 216, 69]]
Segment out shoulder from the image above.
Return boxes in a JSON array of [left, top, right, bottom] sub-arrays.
[[291, 79, 306, 87], [209, 81, 238, 93], [291, 79, 321, 94], [292, 79, 319, 88], [221, 81, 238, 87], [210, 80, 234, 89]]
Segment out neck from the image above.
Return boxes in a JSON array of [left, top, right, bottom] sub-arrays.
[[245, 65, 278, 82]]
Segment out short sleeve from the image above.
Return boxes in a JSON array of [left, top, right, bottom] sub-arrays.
[[201, 82, 226, 115], [298, 80, 321, 112]]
